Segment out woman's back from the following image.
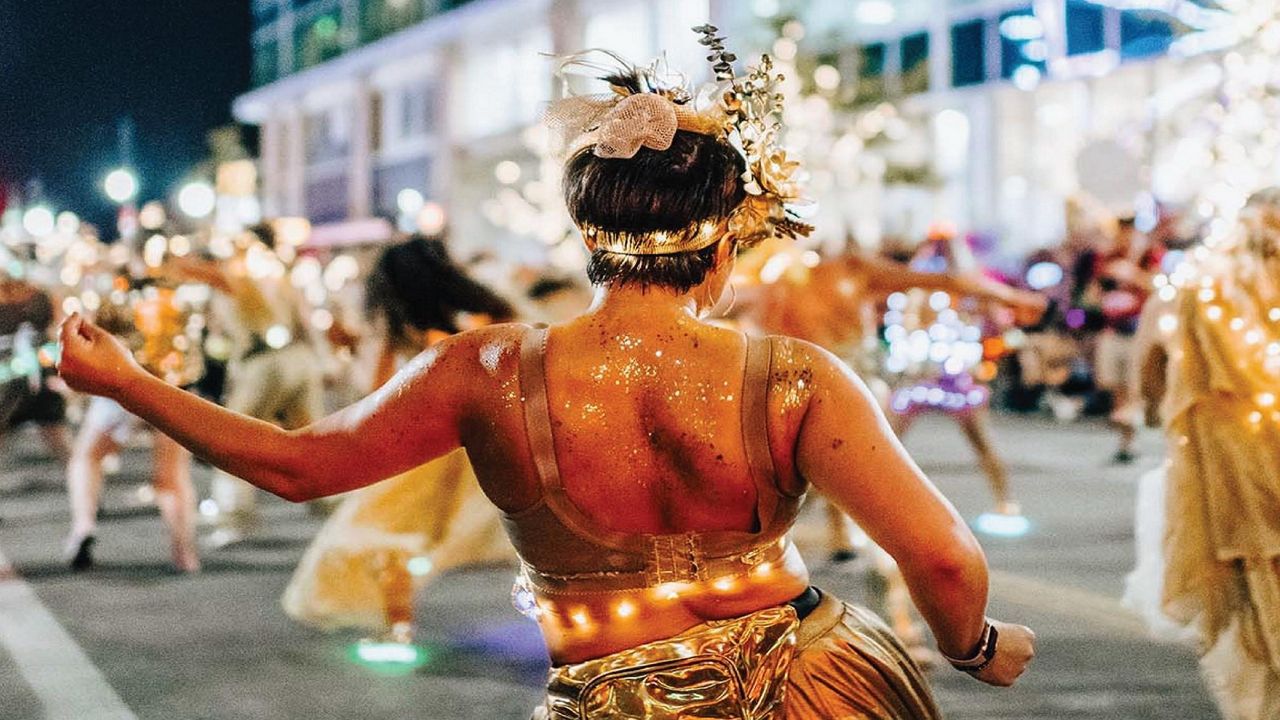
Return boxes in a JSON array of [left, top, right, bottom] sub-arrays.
[[454, 304, 812, 663], [544, 311, 769, 535]]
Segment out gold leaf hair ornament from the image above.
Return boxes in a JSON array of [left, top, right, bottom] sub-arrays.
[[542, 28, 814, 256], [694, 24, 815, 248]]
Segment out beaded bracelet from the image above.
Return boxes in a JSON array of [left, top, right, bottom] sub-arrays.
[[941, 620, 999, 674]]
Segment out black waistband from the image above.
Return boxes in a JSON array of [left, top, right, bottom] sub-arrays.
[[786, 586, 821, 621]]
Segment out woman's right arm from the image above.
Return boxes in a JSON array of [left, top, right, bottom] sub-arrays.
[[790, 340, 1035, 686]]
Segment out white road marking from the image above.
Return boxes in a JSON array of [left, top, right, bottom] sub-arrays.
[[0, 547, 138, 720], [989, 569, 1152, 638]]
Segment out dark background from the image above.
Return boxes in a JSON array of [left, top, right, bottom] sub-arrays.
[[0, 0, 251, 232]]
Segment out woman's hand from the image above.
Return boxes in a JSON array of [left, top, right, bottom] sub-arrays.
[[58, 313, 143, 399], [970, 620, 1036, 687]]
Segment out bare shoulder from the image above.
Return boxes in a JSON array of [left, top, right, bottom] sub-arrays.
[[431, 323, 531, 374], [763, 335, 880, 421], [765, 335, 853, 385]]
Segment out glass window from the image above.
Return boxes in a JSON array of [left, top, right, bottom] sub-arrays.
[[305, 174, 349, 224], [252, 0, 279, 28], [951, 19, 986, 87], [381, 82, 438, 148], [1066, 0, 1105, 56], [1120, 10, 1175, 60], [1000, 7, 1046, 80], [374, 158, 432, 218], [585, 5, 652, 65], [294, 12, 344, 71], [856, 44, 887, 105], [361, 0, 426, 44], [253, 40, 279, 87], [901, 32, 930, 95], [455, 27, 551, 140], [305, 106, 351, 165]]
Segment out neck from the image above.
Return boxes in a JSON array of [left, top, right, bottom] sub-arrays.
[[588, 283, 703, 319]]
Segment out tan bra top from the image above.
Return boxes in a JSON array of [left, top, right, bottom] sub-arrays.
[[502, 326, 804, 595]]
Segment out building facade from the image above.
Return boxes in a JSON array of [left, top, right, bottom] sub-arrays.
[[235, 0, 1231, 260]]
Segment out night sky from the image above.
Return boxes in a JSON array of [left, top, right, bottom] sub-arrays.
[[0, 0, 251, 232]]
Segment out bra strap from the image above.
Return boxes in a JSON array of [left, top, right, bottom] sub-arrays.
[[519, 326, 561, 494], [741, 335, 783, 535]]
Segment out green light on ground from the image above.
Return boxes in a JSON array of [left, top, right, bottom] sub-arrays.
[[348, 641, 430, 674]]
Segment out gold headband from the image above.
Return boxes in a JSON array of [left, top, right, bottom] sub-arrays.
[[544, 28, 814, 256]]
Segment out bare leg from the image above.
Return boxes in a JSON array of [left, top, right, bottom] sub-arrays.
[[152, 432, 200, 573], [38, 423, 72, 465], [957, 409, 1016, 512], [67, 427, 116, 543], [1109, 387, 1137, 462], [377, 549, 414, 643], [867, 544, 938, 668], [65, 426, 118, 569], [824, 499, 858, 561]]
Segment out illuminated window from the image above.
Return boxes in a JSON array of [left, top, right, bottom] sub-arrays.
[[585, 5, 652, 65], [1000, 7, 1046, 80], [294, 12, 344, 70], [455, 27, 551, 139]]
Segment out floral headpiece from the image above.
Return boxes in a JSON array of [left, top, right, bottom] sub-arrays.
[[543, 26, 814, 256]]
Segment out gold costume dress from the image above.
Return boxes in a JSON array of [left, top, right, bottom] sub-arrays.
[[1152, 254, 1280, 719], [512, 328, 939, 720], [281, 447, 512, 631]]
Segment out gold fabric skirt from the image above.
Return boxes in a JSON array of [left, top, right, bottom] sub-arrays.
[[280, 448, 513, 631], [533, 590, 940, 720]]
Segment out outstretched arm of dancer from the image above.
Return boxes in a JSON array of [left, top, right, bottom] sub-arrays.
[[851, 254, 1048, 323], [58, 313, 470, 502], [790, 338, 1035, 686]]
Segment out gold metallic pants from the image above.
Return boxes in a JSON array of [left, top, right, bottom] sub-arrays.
[[533, 590, 940, 720]]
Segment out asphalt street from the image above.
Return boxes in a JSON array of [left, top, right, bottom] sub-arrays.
[[0, 413, 1218, 719]]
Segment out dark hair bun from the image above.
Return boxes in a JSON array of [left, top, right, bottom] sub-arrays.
[[563, 130, 745, 235]]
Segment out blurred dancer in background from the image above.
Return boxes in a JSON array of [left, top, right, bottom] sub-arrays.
[[1130, 189, 1280, 719], [173, 223, 325, 547], [282, 232, 516, 643], [1080, 216, 1162, 463], [734, 232, 1043, 664], [64, 265, 205, 573], [886, 226, 1029, 518], [0, 267, 69, 463]]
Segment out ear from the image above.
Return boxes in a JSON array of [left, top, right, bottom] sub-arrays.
[[714, 234, 736, 266]]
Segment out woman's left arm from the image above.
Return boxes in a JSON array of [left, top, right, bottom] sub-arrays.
[[59, 313, 478, 502]]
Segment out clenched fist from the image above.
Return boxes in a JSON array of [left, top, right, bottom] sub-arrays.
[[58, 313, 143, 399], [972, 620, 1036, 688]]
